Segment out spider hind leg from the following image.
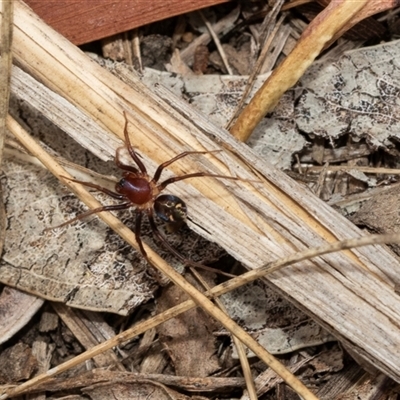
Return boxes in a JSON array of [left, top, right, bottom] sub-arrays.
[[45, 202, 132, 231], [147, 209, 235, 278]]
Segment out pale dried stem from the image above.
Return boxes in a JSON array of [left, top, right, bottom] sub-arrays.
[[198, 9, 233, 75], [0, 0, 13, 164], [226, 6, 285, 129], [190, 267, 257, 400]]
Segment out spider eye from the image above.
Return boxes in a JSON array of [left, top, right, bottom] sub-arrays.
[[154, 195, 187, 223], [116, 178, 125, 192]]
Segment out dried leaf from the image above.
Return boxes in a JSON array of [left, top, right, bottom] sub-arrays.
[[0, 342, 37, 383], [0, 287, 43, 345], [222, 281, 335, 357], [0, 159, 154, 314], [156, 275, 220, 377], [296, 40, 400, 147]]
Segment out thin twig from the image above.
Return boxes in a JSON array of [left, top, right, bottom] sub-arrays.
[[226, 6, 285, 130], [131, 29, 142, 72], [190, 268, 258, 400], [198, 9, 233, 75]]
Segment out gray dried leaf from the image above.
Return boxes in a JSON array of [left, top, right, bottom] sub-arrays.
[[0, 342, 38, 383], [156, 275, 220, 377], [295, 40, 400, 147], [221, 281, 335, 357], [0, 159, 154, 315], [0, 287, 43, 345]]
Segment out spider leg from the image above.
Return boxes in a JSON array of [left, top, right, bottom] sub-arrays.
[[152, 150, 220, 182], [134, 211, 149, 261], [61, 176, 125, 199], [122, 111, 147, 175], [147, 209, 236, 278], [115, 147, 140, 174], [134, 211, 165, 283], [158, 172, 244, 190], [45, 202, 132, 231]]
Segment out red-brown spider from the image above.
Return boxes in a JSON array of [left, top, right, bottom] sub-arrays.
[[52, 112, 243, 276]]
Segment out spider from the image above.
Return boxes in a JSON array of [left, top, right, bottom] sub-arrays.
[[51, 112, 244, 276]]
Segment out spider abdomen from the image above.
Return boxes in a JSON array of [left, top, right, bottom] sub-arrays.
[[116, 175, 153, 204]]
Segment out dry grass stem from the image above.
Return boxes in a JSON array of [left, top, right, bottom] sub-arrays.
[[198, 9, 233, 75], [189, 268, 257, 399], [0, 0, 13, 164], [226, 0, 285, 130]]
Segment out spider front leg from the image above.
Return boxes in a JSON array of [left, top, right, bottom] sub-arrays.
[[152, 150, 221, 183], [122, 111, 147, 175], [115, 147, 141, 175], [158, 172, 245, 191]]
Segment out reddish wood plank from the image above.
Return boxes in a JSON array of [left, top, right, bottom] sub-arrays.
[[24, 0, 230, 45]]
